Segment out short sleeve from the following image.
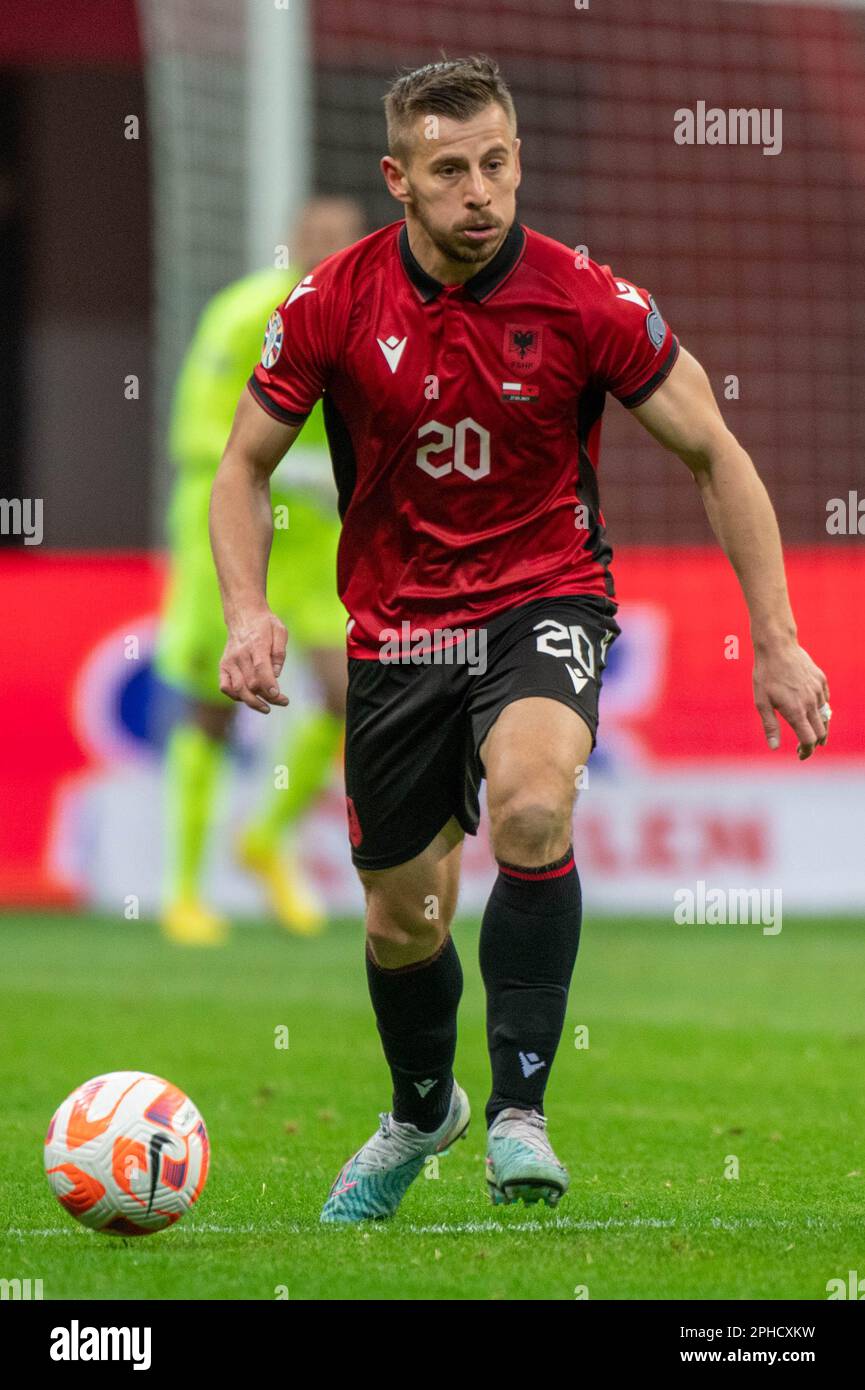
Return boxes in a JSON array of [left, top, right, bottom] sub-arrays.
[[582, 261, 679, 407], [247, 271, 333, 425]]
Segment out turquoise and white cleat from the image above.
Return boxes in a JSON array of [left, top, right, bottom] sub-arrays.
[[485, 1107, 569, 1208], [320, 1081, 470, 1225]]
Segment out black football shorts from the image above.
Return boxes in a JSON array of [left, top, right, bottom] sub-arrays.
[[343, 592, 621, 871]]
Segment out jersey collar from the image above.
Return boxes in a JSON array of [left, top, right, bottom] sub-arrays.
[[398, 219, 526, 303]]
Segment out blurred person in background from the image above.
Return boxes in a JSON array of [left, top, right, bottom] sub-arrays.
[[155, 195, 366, 946]]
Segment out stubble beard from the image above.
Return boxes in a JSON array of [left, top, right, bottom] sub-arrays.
[[418, 207, 506, 268]]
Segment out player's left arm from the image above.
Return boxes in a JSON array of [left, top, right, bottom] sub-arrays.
[[630, 345, 830, 760]]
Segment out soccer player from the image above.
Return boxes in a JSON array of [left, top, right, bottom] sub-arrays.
[[156, 197, 364, 947], [209, 57, 831, 1218]]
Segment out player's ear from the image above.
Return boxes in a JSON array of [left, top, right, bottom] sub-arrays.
[[512, 137, 522, 189], [380, 154, 411, 205]]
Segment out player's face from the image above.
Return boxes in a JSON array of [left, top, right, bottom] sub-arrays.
[[390, 104, 521, 271]]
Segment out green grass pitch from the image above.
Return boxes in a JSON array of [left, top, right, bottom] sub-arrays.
[[1, 910, 862, 1301]]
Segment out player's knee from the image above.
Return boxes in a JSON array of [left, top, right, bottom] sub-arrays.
[[365, 906, 444, 966], [362, 878, 450, 962], [488, 793, 570, 865]]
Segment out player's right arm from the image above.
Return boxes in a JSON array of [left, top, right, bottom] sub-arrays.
[[209, 389, 302, 713], [212, 265, 336, 710]]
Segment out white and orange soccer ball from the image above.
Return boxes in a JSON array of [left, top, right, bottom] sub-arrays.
[[44, 1071, 210, 1236]]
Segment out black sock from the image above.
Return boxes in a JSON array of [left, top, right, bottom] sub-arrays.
[[479, 845, 582, 1129], [365, 933, 463, 1132]]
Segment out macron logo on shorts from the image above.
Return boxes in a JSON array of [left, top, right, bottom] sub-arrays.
[[565, 663, 589, 695]]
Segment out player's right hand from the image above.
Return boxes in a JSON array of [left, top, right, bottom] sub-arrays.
[[219, 609, 289, 714]]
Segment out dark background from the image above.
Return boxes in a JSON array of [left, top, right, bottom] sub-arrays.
[[1, 0, 862, 546]]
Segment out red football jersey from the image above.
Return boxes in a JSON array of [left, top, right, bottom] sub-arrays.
[[249, 219, 678, 659]]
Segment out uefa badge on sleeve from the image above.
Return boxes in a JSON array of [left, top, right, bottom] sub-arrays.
[[261, 309, 284, 369], [645, 296, 666, 350]]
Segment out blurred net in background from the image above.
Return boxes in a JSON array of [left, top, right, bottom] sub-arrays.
[[138, 0, 245, 489], [137, 0, 310, 531], [313, 0, 865, 544], [140, 0, 865, 543]]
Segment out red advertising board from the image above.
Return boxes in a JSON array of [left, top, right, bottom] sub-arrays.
[[0, 548, 862, 908]]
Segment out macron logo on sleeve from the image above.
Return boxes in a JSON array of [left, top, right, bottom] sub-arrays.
[[615, 280, 649, 310], [615, 280, 667, 349], [286, 274, 316, 306]]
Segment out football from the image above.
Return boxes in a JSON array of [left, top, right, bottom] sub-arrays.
[[44, 1071, 209, 1236]]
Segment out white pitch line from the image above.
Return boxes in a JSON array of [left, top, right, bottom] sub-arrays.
[[5, 1229, 80, 1238], [7, 1218, 660, 1238], [384, 1217, 678, 1235], [4, 1214, 836, 1239], [3, 1225, 257, 1238], [165, 1224, 258, 1235]]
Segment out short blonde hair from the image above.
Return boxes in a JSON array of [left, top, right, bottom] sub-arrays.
[[383, 54, 517, 168]]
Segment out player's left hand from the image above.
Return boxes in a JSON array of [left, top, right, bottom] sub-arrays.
[[753, 641, 830, 760]]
